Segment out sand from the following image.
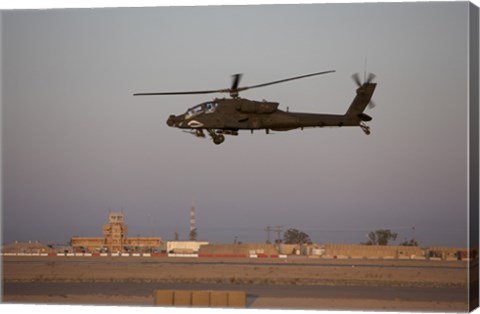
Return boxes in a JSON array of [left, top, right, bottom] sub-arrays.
[[2, 256, 467, 287]]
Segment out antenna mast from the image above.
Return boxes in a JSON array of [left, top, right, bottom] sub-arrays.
[[189, 206, 197, 241]]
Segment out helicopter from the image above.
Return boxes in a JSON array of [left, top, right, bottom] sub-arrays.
[[134, 70, 377, 144]]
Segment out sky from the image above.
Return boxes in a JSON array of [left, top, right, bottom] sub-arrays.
[[1, 2, 476, 247]]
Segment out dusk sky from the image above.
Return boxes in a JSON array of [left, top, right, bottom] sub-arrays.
[[1, 2, 476, 247]]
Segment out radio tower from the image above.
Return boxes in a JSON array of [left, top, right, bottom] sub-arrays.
[[189, 206, 197, 241]]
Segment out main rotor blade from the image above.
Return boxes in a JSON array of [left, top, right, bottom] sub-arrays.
[[238, 70, 335, 92], [133, 74, 241, 97], [133, 88, 229, 96], [133, 70, 335, 97], [231, 74, 242, 91]]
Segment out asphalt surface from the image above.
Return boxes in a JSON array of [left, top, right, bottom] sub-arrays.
[[2, 282, 468, 304]]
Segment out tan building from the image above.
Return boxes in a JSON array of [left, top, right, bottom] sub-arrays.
[[427, 246, 470, 260], [322, 244, 423, 259], [70, 237, 105, 252], [198, 243, 279, 257], [71, 212, 161, 253], [2, 241, 50, 254]]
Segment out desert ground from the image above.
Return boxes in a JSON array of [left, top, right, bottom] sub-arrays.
[[1, 256, 473, 311]]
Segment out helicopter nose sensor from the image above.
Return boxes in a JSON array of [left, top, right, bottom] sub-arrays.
[[166, 115, 176, 127]]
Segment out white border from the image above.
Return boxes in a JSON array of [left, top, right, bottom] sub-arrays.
[[1, 2, 478, 314], [0, 0, 479, 10]]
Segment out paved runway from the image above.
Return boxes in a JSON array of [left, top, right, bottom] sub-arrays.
[[3, 282, 468, 304]]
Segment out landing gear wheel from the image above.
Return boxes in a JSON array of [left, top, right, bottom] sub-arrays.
[[360, 122, 371, 135], [213, 135, 225, 145]]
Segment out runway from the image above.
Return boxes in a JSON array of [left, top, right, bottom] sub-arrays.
[[2, 282, 468, 303], [2, 256, 471, 310]]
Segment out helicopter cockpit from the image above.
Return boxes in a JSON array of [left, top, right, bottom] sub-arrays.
[[185, 101, 218, 119]]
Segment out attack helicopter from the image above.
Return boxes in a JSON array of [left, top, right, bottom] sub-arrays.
[[134, 70, 377, 144]]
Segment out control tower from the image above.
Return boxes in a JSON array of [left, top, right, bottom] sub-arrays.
[[103, 212, 128, 253]]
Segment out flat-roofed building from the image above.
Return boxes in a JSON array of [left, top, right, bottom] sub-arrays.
[[71, 212, 161, 253], [2, 241, 50, 254], [161, 241, 209, 254]]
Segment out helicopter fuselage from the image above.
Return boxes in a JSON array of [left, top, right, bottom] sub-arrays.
[[166, 82, 376, 143], [168, 98, 357, 131]]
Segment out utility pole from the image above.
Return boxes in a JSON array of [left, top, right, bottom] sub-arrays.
[[273, 225, 283, 244], [265, 226, 272, 244], [412, 226, 416, 244], [174, 225, 179, 241]]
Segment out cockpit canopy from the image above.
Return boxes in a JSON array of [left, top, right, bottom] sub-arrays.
[[185, 101, 218, 119]]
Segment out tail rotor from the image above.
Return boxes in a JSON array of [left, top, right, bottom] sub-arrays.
[[350, 71, 378, 135], [352, 73, 362, 87], [351, 72, 376, 87], [352, 72, 377, 110]]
